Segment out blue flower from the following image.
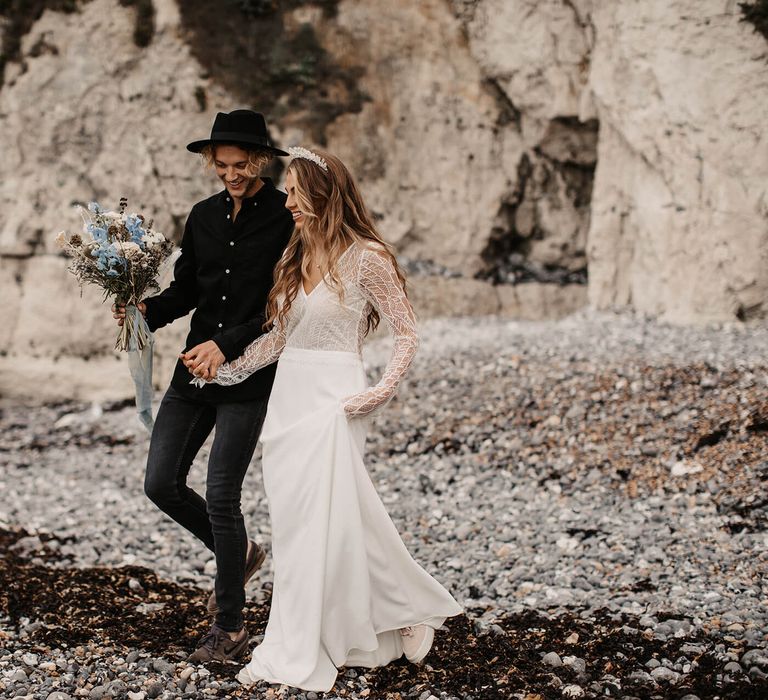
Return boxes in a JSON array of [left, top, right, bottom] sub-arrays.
[[88, 224, 108, 242], [87, 201, 102, 214], [91, 240, 123, 273], [106, 269, 119, 277], [124, 215, 143, 234]]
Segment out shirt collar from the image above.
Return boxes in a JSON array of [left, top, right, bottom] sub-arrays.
[[218, 178, 277, 207]]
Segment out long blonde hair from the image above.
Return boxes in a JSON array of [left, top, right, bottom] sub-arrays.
[[266, 148, 407, 335]]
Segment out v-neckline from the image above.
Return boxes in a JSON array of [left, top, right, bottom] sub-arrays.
[[301, 274, 324, 298], [301, 244, 355, 297]]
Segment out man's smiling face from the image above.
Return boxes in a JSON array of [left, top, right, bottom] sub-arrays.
[[213, 144, 259, 200]]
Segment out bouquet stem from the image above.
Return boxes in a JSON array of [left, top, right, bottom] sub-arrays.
[[115, 299, 150, 352], [117, 300, 156, 432]]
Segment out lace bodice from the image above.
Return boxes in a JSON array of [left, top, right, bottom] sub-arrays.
[[198, 242, 418, 417]]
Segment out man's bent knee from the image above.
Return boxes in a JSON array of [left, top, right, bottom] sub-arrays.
[[144, 472, 177, 509]]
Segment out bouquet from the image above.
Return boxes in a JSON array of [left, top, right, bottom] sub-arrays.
[[56, 198, 173, 350], [56, 199, 174, 430]]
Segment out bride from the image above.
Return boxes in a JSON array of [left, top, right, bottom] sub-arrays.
[[183, 146, 461, 692]]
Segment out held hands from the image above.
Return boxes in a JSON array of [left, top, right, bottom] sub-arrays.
[[112, 302, 147, 327], [180, 340, 225, 382]]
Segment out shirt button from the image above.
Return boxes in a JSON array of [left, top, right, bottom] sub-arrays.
[[229, 241, 234, 246], [226, 214, 230, 219], [222, 295, 227, 300], [253, 202, 258, 207], [218, 323, 223, 328], [225, 269, 231, 274], [226, 197, 231, 202]]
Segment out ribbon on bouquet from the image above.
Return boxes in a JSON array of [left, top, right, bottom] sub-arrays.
[[125, 304, 155, 432]]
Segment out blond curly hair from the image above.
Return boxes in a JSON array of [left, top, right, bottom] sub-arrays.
[[199, 144, 272, 178]]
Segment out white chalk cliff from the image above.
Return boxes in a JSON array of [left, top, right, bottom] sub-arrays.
[[0, 0, 765, 399]]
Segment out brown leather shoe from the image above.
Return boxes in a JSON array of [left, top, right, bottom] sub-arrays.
[[206, 540, 266, 615], [186, 623, 249, 663]]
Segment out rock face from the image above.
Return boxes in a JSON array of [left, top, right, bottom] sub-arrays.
[[583, 0, 768, 322], [319, 0, 595, 284], [0, 0, 766, 399], [0, 0, 224, 399]]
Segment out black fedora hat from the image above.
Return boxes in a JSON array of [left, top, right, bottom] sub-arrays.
[[186, 110, 289, 156]]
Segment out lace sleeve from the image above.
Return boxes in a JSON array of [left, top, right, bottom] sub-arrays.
[[191, 324, 287, 388], [343, 248, 418, 417]]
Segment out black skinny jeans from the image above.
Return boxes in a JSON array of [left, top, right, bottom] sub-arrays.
[[144, 385, 268, 632]]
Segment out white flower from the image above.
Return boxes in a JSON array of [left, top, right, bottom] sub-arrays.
[[145, 230, 167, 247], [118, 241, 142, 254]]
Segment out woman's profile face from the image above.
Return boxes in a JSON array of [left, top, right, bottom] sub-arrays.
[[284, 170, 305, 230]]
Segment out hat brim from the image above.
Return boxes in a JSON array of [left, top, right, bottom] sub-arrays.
[[186, 138, 289, 157]]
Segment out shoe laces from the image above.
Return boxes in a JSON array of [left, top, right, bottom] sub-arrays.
[[198, 625, 227, 650]]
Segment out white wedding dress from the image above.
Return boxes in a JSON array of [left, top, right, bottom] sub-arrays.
[[202, 241, 462, 692]]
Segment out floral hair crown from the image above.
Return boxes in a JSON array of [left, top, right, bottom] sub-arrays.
[[287, 146, 328, 171]]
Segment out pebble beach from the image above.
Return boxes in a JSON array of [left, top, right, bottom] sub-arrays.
[[1, 310, 767, 699]]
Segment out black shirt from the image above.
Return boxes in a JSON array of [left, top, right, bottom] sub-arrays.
[[143, 179, 293, 402]]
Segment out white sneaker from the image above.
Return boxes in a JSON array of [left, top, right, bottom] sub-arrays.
[[399, 624, 434, 663]]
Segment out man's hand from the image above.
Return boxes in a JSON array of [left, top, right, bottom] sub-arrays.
[[180, 340, 225, 382], [112, 301, 147, 327]]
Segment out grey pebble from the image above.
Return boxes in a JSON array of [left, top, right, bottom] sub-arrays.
[[562, 656, 586, 674], [651, 666, 680, 683], [151, 658, 175, 675], [89, 686, 109, 700], [128, 578, 144, 592], [542, 651, 563, 668], [627, 670, 654, 683], [144, 682, 163, 699], [680, 643, 705, 655], [742, 649, 768, 668], [21, 653, 38, 667]]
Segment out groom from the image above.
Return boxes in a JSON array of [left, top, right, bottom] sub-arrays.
[[113, 110, 293, 661]]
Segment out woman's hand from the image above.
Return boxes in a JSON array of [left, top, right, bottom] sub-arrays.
[[342, 386, 394, 418], [180, 340, 225, 382], [112, 301, 146, 327]]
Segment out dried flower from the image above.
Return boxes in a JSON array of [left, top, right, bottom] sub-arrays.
[[56, 198, 173, 352]]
